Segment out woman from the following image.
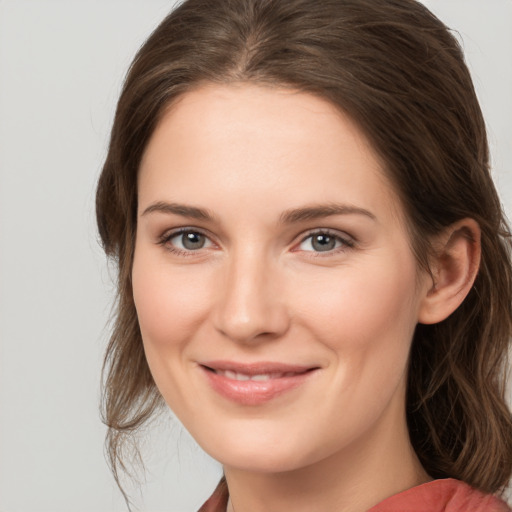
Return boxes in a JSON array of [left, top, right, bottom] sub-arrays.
[[96, 0, 512, 510]]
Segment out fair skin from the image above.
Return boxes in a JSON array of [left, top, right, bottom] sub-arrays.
[[132, 83, 480, 512]]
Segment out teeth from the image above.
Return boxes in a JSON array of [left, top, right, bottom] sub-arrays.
[[251, 374, 271, 381], [216, 370, 289, 381]]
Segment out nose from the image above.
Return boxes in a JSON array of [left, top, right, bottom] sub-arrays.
[[212, 247, 290, 343]]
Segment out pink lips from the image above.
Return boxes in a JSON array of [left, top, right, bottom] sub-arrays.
[[199, 360, 319, 405]]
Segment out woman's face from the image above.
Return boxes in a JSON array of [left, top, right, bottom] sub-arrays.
[[133, 83, 431, 473]]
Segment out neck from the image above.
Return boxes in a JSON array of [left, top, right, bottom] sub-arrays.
[[224, 391, 430, 512]]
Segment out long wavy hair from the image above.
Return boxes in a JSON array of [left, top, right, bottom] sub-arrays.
[[96, 0, 512, 500]]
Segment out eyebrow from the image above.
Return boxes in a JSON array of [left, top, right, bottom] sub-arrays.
[[279, 203, 376, 224], [141, 201, 376, 223], [141, 201, 217, 221]]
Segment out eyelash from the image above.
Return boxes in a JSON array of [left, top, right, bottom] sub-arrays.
[[157, 227, 355, 258], [157, 228, 213, 258], [297, 229, 355, 257]]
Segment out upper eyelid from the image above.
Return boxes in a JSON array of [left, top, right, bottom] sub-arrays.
[[160, 226, 214, 241], [299, 228, 353, 242], [297, 228, 355, 248]]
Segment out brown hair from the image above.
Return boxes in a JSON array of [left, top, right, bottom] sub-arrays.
[[96, 0, 512, 499]]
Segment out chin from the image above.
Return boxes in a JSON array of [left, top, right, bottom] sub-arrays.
[[192, 422, 328, 474], [214, 446, 309, 474]]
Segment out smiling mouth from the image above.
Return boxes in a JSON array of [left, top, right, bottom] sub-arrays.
[[207, 369, 307, 381], [199, 361, 319, 405]]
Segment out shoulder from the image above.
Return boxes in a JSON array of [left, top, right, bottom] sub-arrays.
[[369, 478, 511, 512], [197, 477, 511, 512]]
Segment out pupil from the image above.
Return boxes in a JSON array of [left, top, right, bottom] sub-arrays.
[[312, 234, 335, 252], [183, 232, 204, 250]]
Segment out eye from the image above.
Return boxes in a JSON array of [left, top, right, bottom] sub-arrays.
[[160, 229, 214, 254], [298, 231, 353, 253]]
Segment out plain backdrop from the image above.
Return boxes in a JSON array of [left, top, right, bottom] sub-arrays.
[[0, 1, 510, 511]]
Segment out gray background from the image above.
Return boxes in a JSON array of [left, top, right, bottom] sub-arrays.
[[0, 1, 510, 511]]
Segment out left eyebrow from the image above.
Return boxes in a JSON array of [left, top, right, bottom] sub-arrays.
[[279, 203, 376, 224]]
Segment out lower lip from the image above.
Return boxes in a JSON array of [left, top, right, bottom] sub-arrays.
[[201, 367, 317, 405]]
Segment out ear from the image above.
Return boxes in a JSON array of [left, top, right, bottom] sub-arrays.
[[418, 218, 481, 325]]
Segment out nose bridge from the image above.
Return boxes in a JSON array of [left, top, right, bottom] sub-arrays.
[[213, 243, 289, 343]]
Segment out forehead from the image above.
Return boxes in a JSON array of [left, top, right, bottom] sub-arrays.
[[138, 83, 403, 225]]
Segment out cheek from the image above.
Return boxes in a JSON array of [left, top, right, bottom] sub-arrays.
[[131, 250, 212, 351], [288, 257, 420, 439], [131, 249, 218, 411], [293, 254, 420, 360]]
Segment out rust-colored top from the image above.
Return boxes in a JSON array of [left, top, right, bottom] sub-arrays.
[[198, 478, 229, 512], [198, 477, 511, 512]]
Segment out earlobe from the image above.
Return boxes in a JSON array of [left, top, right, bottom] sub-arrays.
[[418, 218, 481, 325]]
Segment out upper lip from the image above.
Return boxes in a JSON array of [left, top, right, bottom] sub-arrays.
[[200, 360, 318, 375]]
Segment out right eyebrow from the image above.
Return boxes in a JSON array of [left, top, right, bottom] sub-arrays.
[[141, 201, 217, 222]]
